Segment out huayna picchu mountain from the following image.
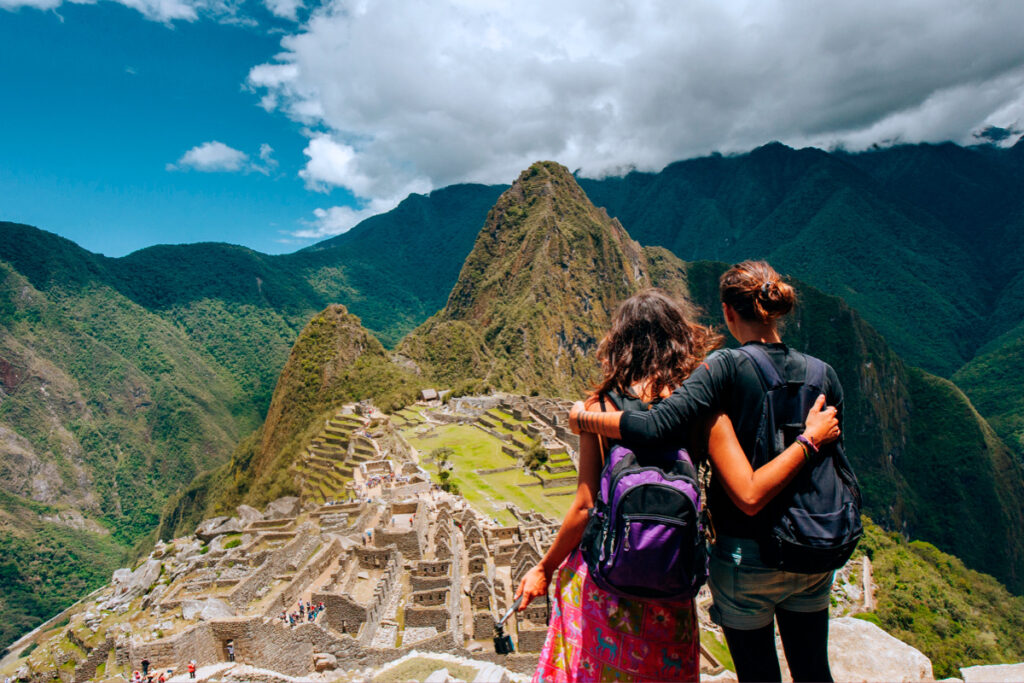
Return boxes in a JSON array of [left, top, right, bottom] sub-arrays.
[[399, 161, 701, 397]]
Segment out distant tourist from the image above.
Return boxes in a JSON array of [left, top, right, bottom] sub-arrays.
[[570, 264, 855, 683], [141, 659, 150, 676], [226, 641, 235, 662], [188, 660, 196, 679]]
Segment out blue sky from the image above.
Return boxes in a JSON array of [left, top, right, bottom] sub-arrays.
[[2, 0, 1024, 258], [0, 2, 331, 255]]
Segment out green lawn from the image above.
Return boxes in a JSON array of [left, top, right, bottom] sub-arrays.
[[401, 421, 573, 525], [486, 408, 516, 421]]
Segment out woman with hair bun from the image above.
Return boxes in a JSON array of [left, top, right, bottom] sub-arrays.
[[570, 261, 846, 683]]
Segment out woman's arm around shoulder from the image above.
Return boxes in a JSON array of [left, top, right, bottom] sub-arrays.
[[571, 350, 735, 445], [707, 394, 840, 515]]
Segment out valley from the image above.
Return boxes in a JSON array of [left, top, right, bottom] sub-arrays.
[[3, 143, 1024, 680]]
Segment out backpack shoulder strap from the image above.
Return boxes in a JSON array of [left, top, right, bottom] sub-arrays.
[[736, 345, 785, 390], [606, 388, 648, 412], [802, 354, 828, 392]]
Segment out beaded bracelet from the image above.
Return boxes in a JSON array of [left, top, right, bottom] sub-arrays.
[[796, 434, 819, 454], [796, 439, 812, 462]]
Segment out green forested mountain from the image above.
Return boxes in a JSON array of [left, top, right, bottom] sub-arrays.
[[169, 161, 1024, 596], [399, 162, 696, 397], [158, 304, 426, 539], [284, 183, 506, 346], [4, 139, 1024, 649]]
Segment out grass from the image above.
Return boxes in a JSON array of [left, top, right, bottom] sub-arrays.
[[700, 630, 734, 672], [401, 421, 572, 525]]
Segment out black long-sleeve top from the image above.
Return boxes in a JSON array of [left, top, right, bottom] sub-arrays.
[[620, 341, 844, 538]]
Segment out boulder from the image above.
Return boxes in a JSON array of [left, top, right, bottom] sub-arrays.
[[424, 668, 452, 683], [142, 582, 168, 609], [781, 617, 933, 682], [195, 516, 229, 541], [209, 530, 243, 552], [177, 538, 203, 560], [313, 653, 338, 672], [196, 516, 242, 542], [472, 664, 510, 683], [104, 559, 162, 609], [110, 567, 132, 588], [264, 496, 300, 520], [961, 663, 1024, 682], [236, 504, 263, 525], [182, 598, 236, 621]]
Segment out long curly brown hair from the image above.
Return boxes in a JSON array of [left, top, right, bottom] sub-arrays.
[[594, 289, 722, 400]]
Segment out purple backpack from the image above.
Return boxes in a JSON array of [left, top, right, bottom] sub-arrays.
[[580, 391, 707, 601]]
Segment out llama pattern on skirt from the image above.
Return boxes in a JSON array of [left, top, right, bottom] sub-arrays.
[[532, 549, 699, 683]]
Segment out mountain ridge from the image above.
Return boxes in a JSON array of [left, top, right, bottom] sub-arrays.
[[4, 139, 1024, 648]]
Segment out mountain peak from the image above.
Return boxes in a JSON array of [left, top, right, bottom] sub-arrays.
[[441, 160, 644, 323], [400, 162, 693, 396]]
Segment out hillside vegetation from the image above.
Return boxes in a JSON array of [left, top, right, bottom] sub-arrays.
[[159, 305, 426, 537], [400, 162, 700, 397], [5, 139, 1024, 649], [860, 519, 1024, 678]]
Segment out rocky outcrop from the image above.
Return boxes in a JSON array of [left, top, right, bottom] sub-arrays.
[[237, 504, 264, 525], [102, 559, 162, 609], [779, 617, 934, 682], [195, 516, 242, 542], [181, 598, 236, 621], [264, 497, 300, 520], [961, 662, 1024, 682]]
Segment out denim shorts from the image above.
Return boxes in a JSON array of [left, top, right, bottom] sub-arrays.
[[707, 535, 834, 630]]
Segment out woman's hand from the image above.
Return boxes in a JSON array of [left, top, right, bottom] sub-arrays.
[[803, 394, 840, 447], [514, 563, 550, 610]]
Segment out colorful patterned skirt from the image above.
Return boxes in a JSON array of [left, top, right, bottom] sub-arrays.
[[532, 548, 699, 682]]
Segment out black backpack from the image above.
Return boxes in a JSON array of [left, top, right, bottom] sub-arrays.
[[737, 345, 863, 573]]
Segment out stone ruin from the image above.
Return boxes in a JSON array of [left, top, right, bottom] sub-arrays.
[[6, 399, 734, 682]]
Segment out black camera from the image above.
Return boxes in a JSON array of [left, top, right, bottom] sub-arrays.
[[492, 595, 522, 655]]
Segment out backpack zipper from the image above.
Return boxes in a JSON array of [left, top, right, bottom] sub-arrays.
[[609, 481, 699, 529]]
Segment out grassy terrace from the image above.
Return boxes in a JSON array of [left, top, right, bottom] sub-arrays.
[[398, 409, 572, 525]]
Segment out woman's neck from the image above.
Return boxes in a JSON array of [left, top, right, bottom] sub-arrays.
[[731, 320, 782, 345]]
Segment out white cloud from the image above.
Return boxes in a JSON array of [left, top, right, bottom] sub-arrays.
[[0, 0, 65, 10], [168, 140, 279, 174], [1, 0, 245, 23], [264, 0, 301, 21], [296, 199, 397, 239], [253, 143, 279, 174], [168, 141, 249, 172], [248, 0, 1024, 209]]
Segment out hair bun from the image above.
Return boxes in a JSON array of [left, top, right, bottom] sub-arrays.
[[720, 262, 796, 324]]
